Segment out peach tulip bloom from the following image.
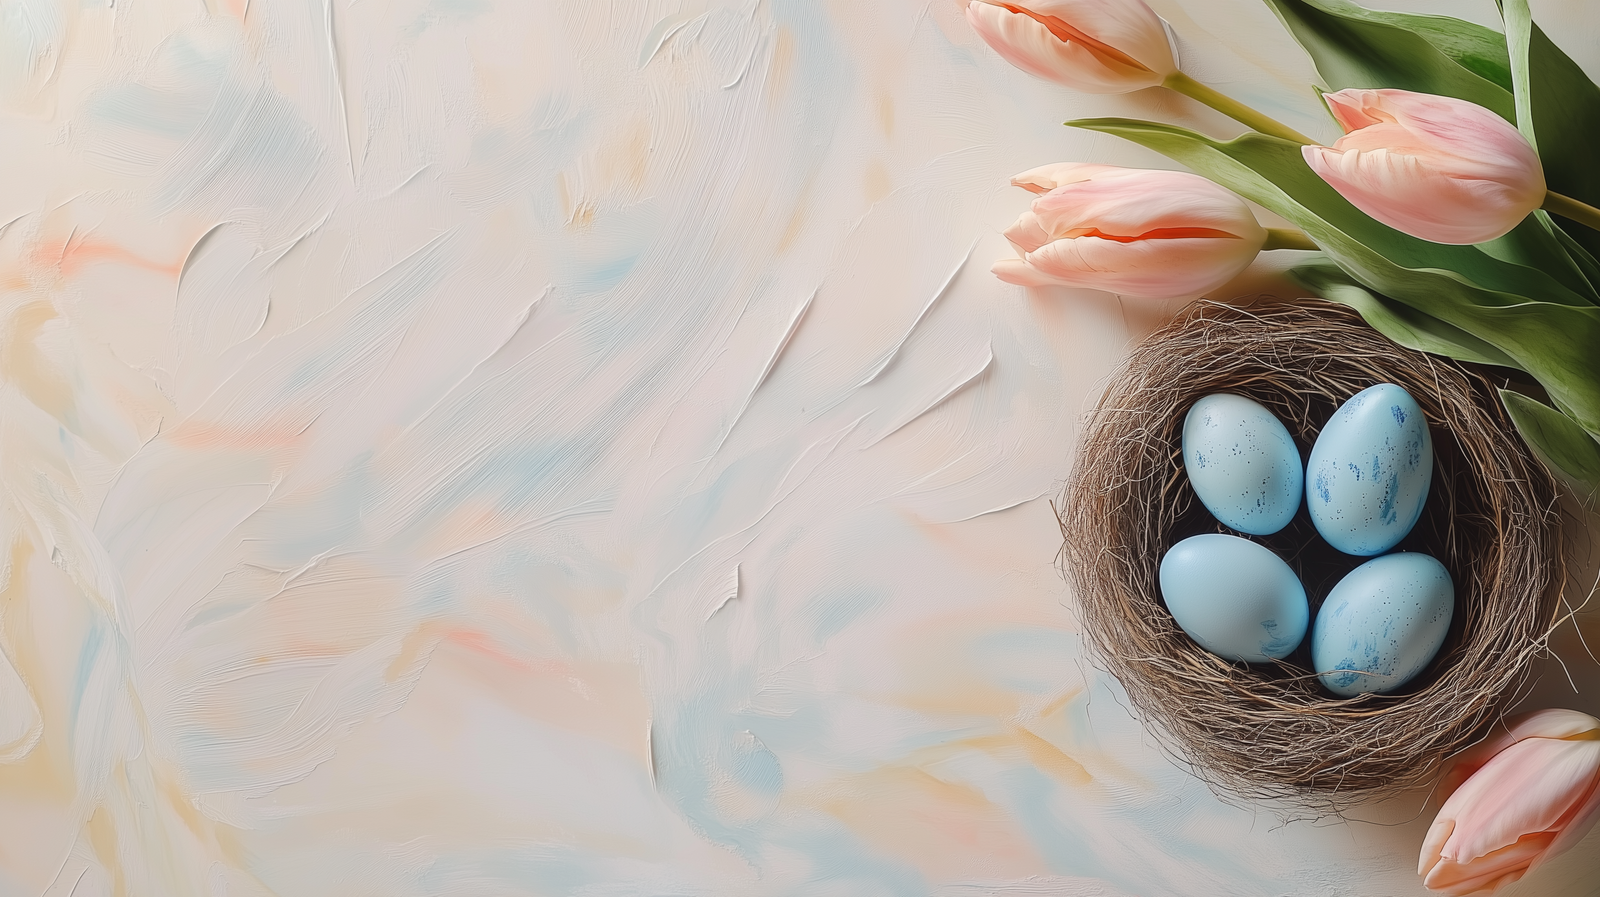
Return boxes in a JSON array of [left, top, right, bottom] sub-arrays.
[[1303, 89, 1546, 245], [993, 163, 1267, 298], [1420, 709, 1600, 895], [965, 0, 1177, 93]]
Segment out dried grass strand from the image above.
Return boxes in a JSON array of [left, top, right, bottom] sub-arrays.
[[1059, 301, 1562, 804]]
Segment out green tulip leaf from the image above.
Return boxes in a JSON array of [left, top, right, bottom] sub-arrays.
[[1372, 11, 1511, 92], [1290, 262, 1520, 369], [1261, 0, 1513, 119], [1257, 0, 1596, 286], [1503, 0, 1600, 258], [1067, 117, 1600, 434], [1499, 389, 1600, 498], [1477, 215, 1599, 303], [1549, 215, 1600, 291]]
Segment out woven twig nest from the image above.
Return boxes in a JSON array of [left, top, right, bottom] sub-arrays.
[[1060, 300, 1564, 803]]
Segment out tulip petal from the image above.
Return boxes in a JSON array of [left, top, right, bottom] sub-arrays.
[[1440, 710, 1600, 801], [1010, 162, 1120, 194], [1029, 168, 1268, 244], [1420, 816, 1453, 877], [1027, 0, 1177, 76], [991, 257, 1061, 287], [1533, 757, 1600, 867], [966, 0, 1167, 93], [1302, 144, 1535, 245], [1424, 832, 1551, 895], [1003, 209, 1054, 255], [990, 165, 1266, 297], [1329, 89, 1540, 181], [1306, 89, 1546, 245], [1440, 738, 1600, 864], [1023, 232, 1258, 298], [1323, 89, 1388, 133]]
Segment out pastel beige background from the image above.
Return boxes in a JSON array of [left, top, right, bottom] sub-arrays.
[[0, 0, 1597, 894]]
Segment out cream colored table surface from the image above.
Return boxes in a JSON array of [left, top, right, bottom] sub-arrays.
[[1, 0, 1597, 894]]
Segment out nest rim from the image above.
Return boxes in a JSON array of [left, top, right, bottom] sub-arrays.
[[1059, 299, 1565, 805]]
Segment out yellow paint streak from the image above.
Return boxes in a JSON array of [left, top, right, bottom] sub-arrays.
[[775, 182, 811, 255], [158, 770, 210, 847], [613, 119, 651, 193], [568, 200, 599, 230], [88, 804, 129, 897], [863, 160, 891, 205], [0, 540, 73, 832], [810, 765, 1047, 880], [877, 93, 895, 137], [385, 619, 449, 682], [1, 301, 73, 425], [555, 171, 598, 227], [1035, 686, 1079, 722], [0, 537, 24, 616], [1011, 727, 1093, 786], [766, 28, 796, 104]]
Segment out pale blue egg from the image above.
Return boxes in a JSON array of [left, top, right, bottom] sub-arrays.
[[1159, 534, 1309, 663], [1313, 552, 1454, 697], [1182, 394, 1303, 536], [1307, 383, 1433, 556]]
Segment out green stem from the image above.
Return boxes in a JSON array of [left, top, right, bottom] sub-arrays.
[[1262, 228, 1319, 251], [1543, 190, 1600, 234], [1163, 71, 1316, 146]]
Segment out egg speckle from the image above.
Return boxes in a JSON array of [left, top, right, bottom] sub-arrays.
[[1312, 552, 1454, 696], [1182, 394, 1303, 536], [1306, 384, 1433, 555]]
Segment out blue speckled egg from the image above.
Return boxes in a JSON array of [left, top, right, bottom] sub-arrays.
[[1312, 552, 1454, 697], [1306, 383, 1433, 556], [1159, 534, 1309, 663], [1182, 394, 1303, 536]]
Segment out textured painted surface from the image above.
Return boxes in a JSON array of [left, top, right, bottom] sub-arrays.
[[2, 0, 1599, 895]]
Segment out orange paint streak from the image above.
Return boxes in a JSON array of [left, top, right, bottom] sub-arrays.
[[996, 2, 1151, 72], [442, 627, 577, 678], [1073, 226, 1241, 243], [166, 415, 316, 450], [421, 629, 651, 761], [814, 766, 1047, 880], [38, 231, 184, 282]]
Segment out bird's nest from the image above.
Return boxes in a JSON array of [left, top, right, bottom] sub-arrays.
[[1058, 300, 1565, 804]]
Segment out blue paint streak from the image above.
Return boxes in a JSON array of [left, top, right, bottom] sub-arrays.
[[68, 619, 106, 743]]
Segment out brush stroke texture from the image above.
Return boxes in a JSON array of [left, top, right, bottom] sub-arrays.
[[1, 1, 1598, 896]]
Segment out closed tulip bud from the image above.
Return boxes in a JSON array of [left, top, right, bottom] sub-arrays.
[[1420, 709, 1600, 895], [1302, 88, 1546, 245], [993, 163, 1267, 299], [965, 0, 1177, 93]]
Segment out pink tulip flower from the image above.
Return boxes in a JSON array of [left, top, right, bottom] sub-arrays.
[[1419, 709, 1600, 895], [1302, 88, 1546, 245], [965, 0, 1177, 93], [993, 163, 1267, 298]]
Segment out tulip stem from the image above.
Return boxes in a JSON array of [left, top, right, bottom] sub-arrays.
[[1163, 72, 1316, 146], [1543, 190, 1600, 234], [1263, 228, 1319, 251]]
